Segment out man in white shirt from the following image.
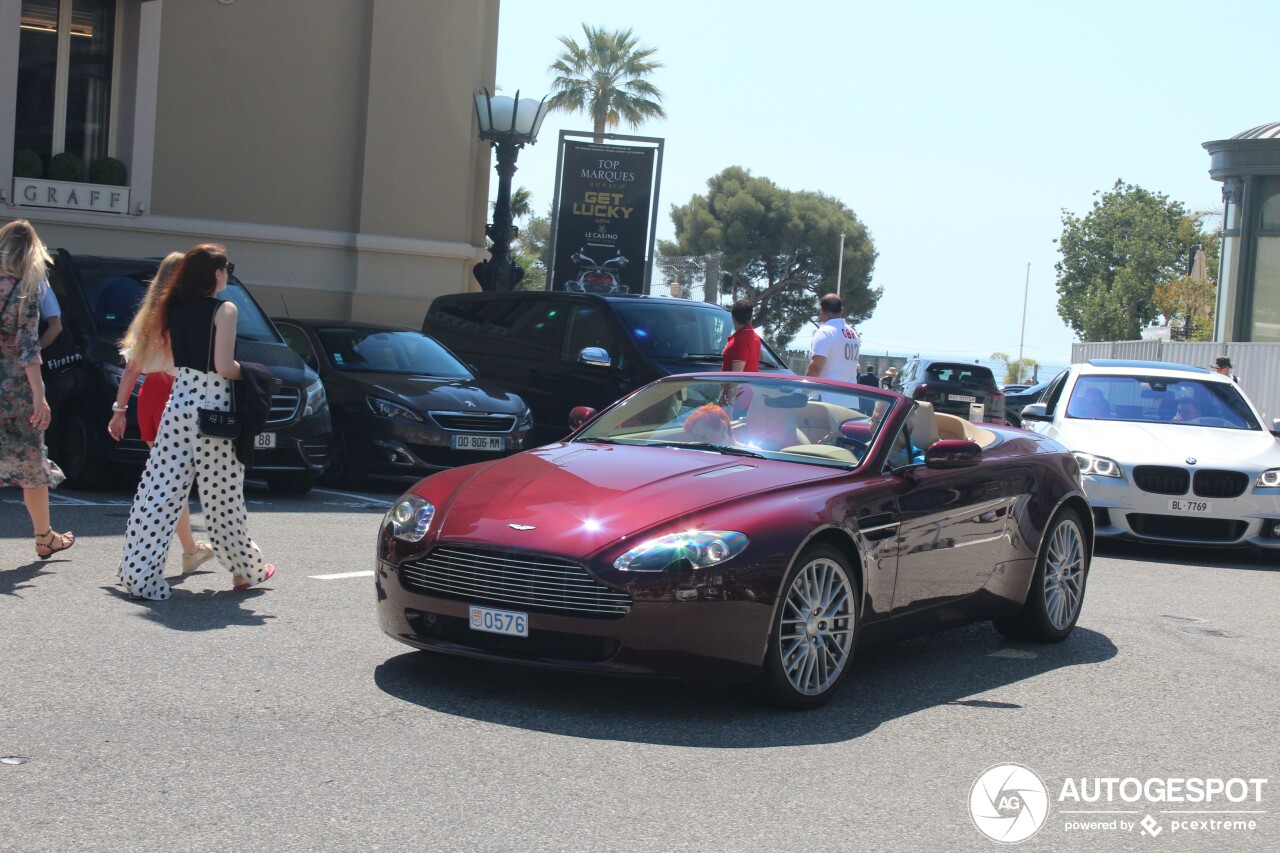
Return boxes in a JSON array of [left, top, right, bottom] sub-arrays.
[[36, 279, 63, 349], [805, 293, 860, 383]]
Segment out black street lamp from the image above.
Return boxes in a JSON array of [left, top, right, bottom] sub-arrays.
[[472, 88, 549, 292]]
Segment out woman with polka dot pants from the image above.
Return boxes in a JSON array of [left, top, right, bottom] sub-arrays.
[[118, 244, 274, 601]]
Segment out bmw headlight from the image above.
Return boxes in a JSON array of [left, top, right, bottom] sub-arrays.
[[385, 494, 435, 542], [302, 380, 326, 417], [1073, 452, 1124, 479], [613, 530, 748, 572], [1257, 469, 1280, 488], [367, 396, 423, 421]]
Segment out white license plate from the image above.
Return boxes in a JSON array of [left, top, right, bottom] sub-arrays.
[[1168, 499, 1212, 514], [254, 432, 276, 449], [469, 604, 528, 637], [452, 434, 506, 451], [949, 394, 977, 403]]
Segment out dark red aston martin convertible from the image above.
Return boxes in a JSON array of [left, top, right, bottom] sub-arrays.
[[375, 373, 1092, 708]]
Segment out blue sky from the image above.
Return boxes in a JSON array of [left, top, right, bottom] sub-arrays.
[[494, 0, 1277, 372]]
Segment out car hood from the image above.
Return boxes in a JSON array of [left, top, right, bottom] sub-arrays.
[[1051, 419, 1280, 468], [425, 442, 841, 557], [335, 371, 526, 414]]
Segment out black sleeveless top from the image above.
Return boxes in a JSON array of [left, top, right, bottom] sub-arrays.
[[170, 296, 224, 371]]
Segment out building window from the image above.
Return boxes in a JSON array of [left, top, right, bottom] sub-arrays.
[[15, 0, 116, 173]]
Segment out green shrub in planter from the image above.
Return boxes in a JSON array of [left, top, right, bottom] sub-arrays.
[[89, 156, 127, 186], [13, 149, 43, 179], [48, 152, 86, 182]]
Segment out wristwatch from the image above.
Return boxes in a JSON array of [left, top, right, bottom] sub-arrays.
[[111, 402, 128, 413]]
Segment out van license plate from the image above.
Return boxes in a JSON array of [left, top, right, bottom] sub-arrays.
[[254, 433, 276, 449], [469, 605, 528, 637], [452, 435, 506, 451], [1169, 499, 1211, 514]]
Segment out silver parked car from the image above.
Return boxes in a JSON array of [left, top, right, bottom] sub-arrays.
[[1020, 359, 1280, 555]]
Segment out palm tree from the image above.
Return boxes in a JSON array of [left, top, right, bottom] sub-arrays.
[[547, 25, 666, 136]]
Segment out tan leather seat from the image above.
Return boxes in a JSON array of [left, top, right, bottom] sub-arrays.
[[909, 401, 940, 449], [745, 393, 807, 450]]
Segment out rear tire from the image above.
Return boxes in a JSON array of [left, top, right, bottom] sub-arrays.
[[52, 407, 112, 489], [760, 544, 859, 709], [994, 507, 1089, 642]]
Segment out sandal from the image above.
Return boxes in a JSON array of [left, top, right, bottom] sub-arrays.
[[233, 563, 275, 591], [35, 528, 75, 560], [182, 542, 214, 574]]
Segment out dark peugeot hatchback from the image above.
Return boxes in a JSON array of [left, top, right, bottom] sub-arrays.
[[890, 358, 1006, 424], [42, 250, 331, 492]]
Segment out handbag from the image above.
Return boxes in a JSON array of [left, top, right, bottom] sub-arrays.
[[196, 308, 242, 439]]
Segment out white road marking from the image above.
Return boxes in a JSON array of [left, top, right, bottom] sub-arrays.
[[312, 487, 392, 506], [309, 570, 375, 580]]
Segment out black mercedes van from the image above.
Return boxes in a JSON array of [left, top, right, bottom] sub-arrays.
[[42, 250, 331, 492], [422, 291, 791, 444]]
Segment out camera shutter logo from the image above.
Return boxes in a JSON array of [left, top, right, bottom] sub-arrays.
[[970, 763, 1049, 843]]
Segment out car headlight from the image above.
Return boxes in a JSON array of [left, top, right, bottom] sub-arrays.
[[1257, 469, 1280, 488], [1073, 452, 1124, 479], [518, 409, 534, 432], [613, 530, 748, 572], [302, 380, 326, 417], [103, 363, 142, 396], [385, 494, 435, 542], [367, 396, 423, 421]]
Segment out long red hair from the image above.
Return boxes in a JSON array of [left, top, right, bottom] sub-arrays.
[[149, 243, 228, 344]]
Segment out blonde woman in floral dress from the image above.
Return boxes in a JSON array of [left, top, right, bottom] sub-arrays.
[[0, 220, 74, 559]]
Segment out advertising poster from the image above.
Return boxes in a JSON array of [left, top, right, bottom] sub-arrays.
[[550, 138, 659, 294]]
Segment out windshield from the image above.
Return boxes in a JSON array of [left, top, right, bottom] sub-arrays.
[[1066, 375, 1260, 430], [573, 376, 893, 469], [68, 257, 280, 342], [314, 327, 471, 377], [611, 302, 786, 368]]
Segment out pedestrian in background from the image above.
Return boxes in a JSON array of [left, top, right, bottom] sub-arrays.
[[108, 251, 213, 575], [805, 293, 860, 383], [0, 219, 74, 560], [881, 366, 898, 389], [1212, 356, 1238, 383], [721, 298, 761, 372], [36, 279, 62, 350], [118, 243, 273, 600], [857, 363, 880, 387]]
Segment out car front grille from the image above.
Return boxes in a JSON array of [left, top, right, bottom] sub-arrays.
[[1192, 470, 1249, 498], [399, 546, 631, 617], [429, 411, 518, 432], [1133, 465, 1190, 495], [1126, 513, 1247, 543], [267, 388, 301, 424], [407, 612, 619, 662]]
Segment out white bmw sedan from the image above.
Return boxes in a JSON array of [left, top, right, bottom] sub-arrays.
[[1020, 359, 1280, 554]]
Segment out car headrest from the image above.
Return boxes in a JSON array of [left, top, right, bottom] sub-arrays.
[[910, 401, 940, 449]]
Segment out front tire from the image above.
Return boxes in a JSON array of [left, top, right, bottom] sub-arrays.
[[321, 425, 365, 488], [761, 544, 859, 709], [994, 507, 1089, 642], [53, 407, 112, 489]]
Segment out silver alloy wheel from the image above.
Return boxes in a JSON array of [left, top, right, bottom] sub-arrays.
[[778, 555, 856, 696], [1043, 518, 1086, 630]]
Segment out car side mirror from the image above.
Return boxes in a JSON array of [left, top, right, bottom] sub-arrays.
[[569, 406, 597, 430], [578, 347, 611, 368], [925, 439, 982, 469], [1019, 402, 1050, 422]]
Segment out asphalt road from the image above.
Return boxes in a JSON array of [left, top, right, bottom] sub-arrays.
[[2, 479, 1277, 852]]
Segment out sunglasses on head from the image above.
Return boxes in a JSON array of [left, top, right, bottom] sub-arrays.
[[224, 262, 235, 275]]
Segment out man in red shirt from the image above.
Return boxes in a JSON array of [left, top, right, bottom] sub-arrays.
[[721, 298, 761, 372]]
